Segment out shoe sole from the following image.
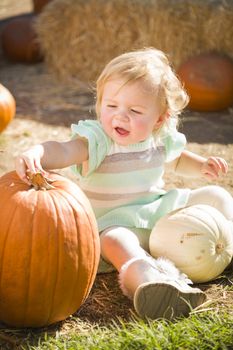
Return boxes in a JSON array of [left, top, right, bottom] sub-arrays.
[[134, 282, 207, 320]]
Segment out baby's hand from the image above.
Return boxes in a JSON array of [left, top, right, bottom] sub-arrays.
[[15, 145, 46, 185], [201, 156, 228, 180]]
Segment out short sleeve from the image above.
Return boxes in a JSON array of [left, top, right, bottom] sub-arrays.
[[71, 120, 111, 176], [163, 130, 186, 163]]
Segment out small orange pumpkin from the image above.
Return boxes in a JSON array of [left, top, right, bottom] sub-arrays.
[[178, 53, 233, 112], [0, 84, 16, 133], [0, 171, 100, 327], [1, 16, 43, 63]]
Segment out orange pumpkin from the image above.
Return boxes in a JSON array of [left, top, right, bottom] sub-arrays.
[[178, 53, 233, 112], [0, 84, 16, 132], [0, 171, 100, 327], [1, 16, 43, 63]]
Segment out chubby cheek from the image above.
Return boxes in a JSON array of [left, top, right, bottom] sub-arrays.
[[133, 118, 154, 137]]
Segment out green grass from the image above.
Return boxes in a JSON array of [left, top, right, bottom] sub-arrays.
[[1, 258, 232, 350], [21, 311, 233, 350]]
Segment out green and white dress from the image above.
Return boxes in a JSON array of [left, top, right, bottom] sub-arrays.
[[71, 120, 190, 233]]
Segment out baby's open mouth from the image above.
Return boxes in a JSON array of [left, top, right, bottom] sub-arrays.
[[115, 127, 129, 136]]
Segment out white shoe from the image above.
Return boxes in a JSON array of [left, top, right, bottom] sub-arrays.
[[134, 280, 207, 320]]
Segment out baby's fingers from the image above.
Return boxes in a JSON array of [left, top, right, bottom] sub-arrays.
[[207, 157, 228, 175], [34, 159, 47, 175], [217, 157, 228, 174], [15, 156, 31, 184], [202, 167, 219, 180]]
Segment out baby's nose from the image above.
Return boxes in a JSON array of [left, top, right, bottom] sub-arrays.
[[115, 109, 129, 121]]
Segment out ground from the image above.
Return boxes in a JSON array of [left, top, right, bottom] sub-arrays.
[[0, 0, 233, 342]]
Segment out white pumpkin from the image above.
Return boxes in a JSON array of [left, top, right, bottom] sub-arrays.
[[149, 205, 233, 283]]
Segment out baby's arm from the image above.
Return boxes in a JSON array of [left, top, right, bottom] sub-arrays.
[[15, 137, 88, 184], [167, 150, 228, 181]]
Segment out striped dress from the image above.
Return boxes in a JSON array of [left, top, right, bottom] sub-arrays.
[[71, 120, 190, 232]]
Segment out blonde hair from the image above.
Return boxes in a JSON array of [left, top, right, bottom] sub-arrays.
[[95, 48, 189, 126]]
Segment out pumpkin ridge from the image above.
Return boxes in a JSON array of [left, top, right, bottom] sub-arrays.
[[81, 207, 99, 297], [184, 207, 229, 249], [55, 189, 99, 313], [52, 189, 78, 313], [0, 188, 37, 325], [22, 190, 38, 326], [179, 209, 216, 236], [73, 197, 97, 303], [38, 191, 60, 326], [23, 189, 57, 326], [67, 190, 99, 300], [0, 199, 18, 307], [76, 203, 84, 307], [44, 191, 60, 325], [46, 189, 83, 324], [76, 202, 98, 306], [55, 189, 93, 312]]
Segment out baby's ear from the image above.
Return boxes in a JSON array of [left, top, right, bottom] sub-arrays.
[[154, 111, 170, 128]]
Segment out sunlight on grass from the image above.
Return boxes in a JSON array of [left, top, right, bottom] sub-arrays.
[[22, 311, 233, 350]]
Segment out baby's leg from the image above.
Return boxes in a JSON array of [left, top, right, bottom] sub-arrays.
[[100, 226, 206, 320], [187, 185, 233, 220], [100, 226, 147, 271]]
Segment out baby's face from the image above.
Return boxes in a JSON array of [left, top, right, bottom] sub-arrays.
[[99, 78, 165, 145]]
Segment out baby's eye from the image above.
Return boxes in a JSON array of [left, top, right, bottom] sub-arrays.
[[107, 104, 117, 108], [131, 109, 142, 115]]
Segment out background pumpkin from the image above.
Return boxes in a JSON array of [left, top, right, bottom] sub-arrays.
[[1, 16, 43, 63], [0, 171, 100, 327], [149, 205, 233, 283], [0, 83, 16, 133], [178, 53, 233, 112]]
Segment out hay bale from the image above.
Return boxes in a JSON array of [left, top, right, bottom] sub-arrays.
[[203, 3, 233, 55], [35, 0, 233, 83]]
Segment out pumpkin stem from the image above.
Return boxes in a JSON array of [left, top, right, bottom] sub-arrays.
[[216, 242, 225, 254], [27, 172, 55, 191]]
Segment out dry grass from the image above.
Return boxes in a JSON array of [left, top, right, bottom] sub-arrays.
[[35, 0, 233, 82]]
